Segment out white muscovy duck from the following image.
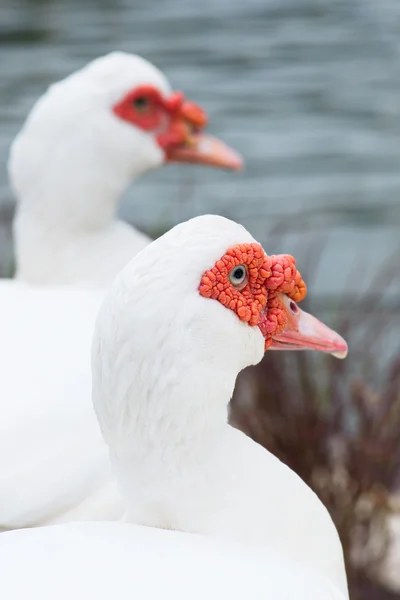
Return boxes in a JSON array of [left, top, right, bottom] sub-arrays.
[[0, 52, 241, 528], [0, 215, 348, 599], [89, 214, 348, 595], [8, 51, 242, 286]]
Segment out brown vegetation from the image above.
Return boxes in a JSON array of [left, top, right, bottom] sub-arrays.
[[231, 246, 400, 600]]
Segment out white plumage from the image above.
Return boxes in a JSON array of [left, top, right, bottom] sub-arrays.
[[0, 281, 123, 528], [91, 215, 348, 596], [9, 53, 166, 286], [0, 215, 349, 598], [8, 52, 241, 286], [0, 522, 345, 600], [0, 52, 240, 527]]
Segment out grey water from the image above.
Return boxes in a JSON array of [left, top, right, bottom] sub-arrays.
[[0, 0, 399, 318]]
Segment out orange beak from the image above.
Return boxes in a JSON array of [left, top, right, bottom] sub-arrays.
[[160, 97, 243, 171], [269, 295, 348, 359], [166, 132, 243, 171]]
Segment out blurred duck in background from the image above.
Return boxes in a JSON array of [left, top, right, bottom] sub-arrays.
[[7, 51, 242, 287], [0, 53, 241, 529], [0, 216, 349, 600]]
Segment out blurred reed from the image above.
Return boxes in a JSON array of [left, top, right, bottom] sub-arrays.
[[231, 241, 400, 600]]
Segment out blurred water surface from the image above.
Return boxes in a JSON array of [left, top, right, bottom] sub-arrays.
[[0, 0, 400, 306]]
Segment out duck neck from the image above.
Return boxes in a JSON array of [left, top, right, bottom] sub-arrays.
[[96, 346, 239, 478], [108, 365, 235, 523], [13, 163, 145, 286]]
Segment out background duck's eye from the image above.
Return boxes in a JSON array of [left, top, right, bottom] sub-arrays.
[[132, 96, 150, 111], [229, 264, 247, 287]]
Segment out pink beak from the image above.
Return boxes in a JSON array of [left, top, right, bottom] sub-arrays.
[[269, 295, 348, 359], [166, 133, 243, 171]]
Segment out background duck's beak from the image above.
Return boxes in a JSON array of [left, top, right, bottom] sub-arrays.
[[269, 295, 348, 359], [166, 133, 243, 171]]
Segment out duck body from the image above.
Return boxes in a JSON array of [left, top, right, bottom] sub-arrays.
[[0, 281, 123, 528], [0, 521, 346, 600], [113, 425, 347, 593]]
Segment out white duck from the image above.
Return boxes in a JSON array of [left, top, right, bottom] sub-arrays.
[[0, 53, 241, 528], [8, 51, 242, 287], [0, 214, 346, 534], [0, 215, 348, 599]]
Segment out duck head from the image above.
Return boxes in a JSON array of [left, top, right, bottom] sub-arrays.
[[92, 215, 347, 451], [9, 52, 242, 231]]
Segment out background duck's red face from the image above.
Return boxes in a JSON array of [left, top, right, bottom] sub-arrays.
[[199, 243, 347, 357], [113, 85, 243, 170]]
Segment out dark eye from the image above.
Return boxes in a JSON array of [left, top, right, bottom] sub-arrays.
[[229, 265, 248, 288], [132, 96, 150, 111]]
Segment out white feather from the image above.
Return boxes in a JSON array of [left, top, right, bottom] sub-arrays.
[[9, 52, 169, 286], [91, 215, 349, 596], [0, 215, 348, 598], [0, 522, 346, 600], [0, 280, 123, 528]]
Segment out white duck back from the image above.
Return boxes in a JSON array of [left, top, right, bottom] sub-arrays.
[[0, 522, 346, 600], [0, 280, 123, 528]]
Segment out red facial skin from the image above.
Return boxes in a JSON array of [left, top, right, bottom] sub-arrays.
[[112, 85, 243, 170], [113, 85, 207, 152], [198, 243, 306, 350]]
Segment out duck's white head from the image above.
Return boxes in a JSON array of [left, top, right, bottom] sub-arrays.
[[92, 214, 347, 454], [9, 52, 241, 232]]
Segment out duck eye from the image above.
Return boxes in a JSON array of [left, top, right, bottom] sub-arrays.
[[229, 265, 248, 288], [132, 96, 150, 111]]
